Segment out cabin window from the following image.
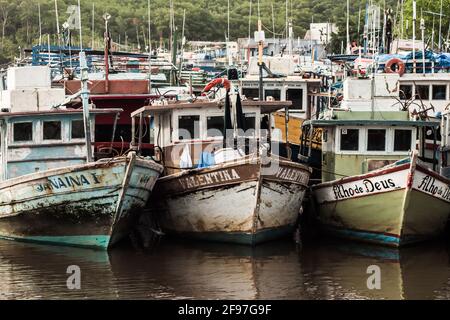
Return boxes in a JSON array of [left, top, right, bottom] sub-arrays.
[[264, 89, 281, 101], [43, 121, 61, 140], [13, 122, 33, 142], [394, 129, 412, 151], [415, 85, 430, 100], [367, 129, 386, 151], [287, 89, 303, 109], [178, 115, 200, 140], [206, 116, 224, 137], [340, 129, 359, 151], [71, 120, 85, 139], [243, 113, 256, 137], [400, 85, 413, 100], [242, 88, 259, 100], [432, 85, 447, 100]]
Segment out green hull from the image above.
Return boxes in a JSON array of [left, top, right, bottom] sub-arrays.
[[0, 235, 111, 250], [317, 189, 449, 247]]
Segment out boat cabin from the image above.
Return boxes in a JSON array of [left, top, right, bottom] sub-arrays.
[[130, 99, 292, 174], [240, 56, 322, 119], [310, 119, 438, 182], [302, 73, 440, 182], [0, 108, 121, 181]]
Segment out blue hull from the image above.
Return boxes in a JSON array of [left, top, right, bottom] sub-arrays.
[[166, 225, 296, 246], [321, 225, 429, 247]]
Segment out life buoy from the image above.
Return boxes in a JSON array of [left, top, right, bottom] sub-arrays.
[[385, 58, 405, 76], [202, 78, 231, 94]]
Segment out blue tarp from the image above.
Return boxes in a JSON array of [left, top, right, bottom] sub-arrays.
[[197, 152, 216, 168], [435, 53, 450, 68], [375, 50, 450, 72]]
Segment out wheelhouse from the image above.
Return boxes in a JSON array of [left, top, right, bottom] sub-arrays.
[[0, 108, 121, 181]]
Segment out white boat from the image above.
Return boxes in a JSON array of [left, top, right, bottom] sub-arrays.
[[131, 93, 311, 245]]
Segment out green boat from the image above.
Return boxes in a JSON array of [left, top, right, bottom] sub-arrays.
[[304, 73, 450, 247]]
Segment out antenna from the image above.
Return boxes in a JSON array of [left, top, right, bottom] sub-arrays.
[[55, 0, 61, 45], [148, 0, 152, 92], [439, 0, 443, 51], [420, 13, 425, 74], [38, 3, 42, 46], [78, 0, 83, 50], [346, 0, 350, 54], [92, 3, 95, 49], [412, 0, 416, 73]]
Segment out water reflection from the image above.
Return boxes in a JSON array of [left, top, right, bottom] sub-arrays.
[[1, 238, 450, 299]]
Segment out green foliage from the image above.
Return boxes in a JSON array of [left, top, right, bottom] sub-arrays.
[[0, 0, 406, 65]]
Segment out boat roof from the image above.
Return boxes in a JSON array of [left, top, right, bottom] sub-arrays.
[[0, 108, 123, 120], [303, 119, 439, 128], [131, 100, 292, 118]]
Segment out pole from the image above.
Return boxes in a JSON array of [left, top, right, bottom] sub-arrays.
[[258, 19, 263, 102], [54, 0, 61, 44], [439, 0, 443, 51], [78, 0, 83, 50], [80, 51, 93, 163], [346, 0, 350, 54], [148, 0, 152, 93], [420, 17, 425, 74], [92, 3, 95, 49], [38, 3, 42, 46], [412, 0, 416, 73]]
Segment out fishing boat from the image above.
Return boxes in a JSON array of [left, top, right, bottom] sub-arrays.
[[131, 87, 311, 245], [0, 54, 163, 250], [306, 72, 450, 247]]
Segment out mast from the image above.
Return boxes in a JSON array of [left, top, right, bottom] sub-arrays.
[[179, 9, 186, 79], [54, 0, 61, 46], [38, 3, 42, 46], [80, 51, 93, 163], [420, 15, 425, 74], [346, 0, 350, 54], [147, 0, 152, 93], [257, 18, 264, 102], [247, 0, 252, 63], [412, 0, 416, 73], [78, 0, 83, 50], [91, 2, 95, 49], [103, 13, 111, 93], [439, 0, 443, 51]]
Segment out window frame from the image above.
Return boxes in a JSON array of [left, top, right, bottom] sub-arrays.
[[366, 128, 387, 152], [337, 127, 362, 154], [393, 128, 414, 152], [336, 126, 415, 155], [42, 120, 63, 141], [70, 119, 86, 141], [432, 84, 447, 101], [11, 121, 35, 144], [205, 114, 225, 139]]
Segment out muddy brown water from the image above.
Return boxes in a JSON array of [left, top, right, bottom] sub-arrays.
[[1, 237, 450, 300]]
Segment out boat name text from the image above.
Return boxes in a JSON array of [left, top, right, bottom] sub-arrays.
[[333, 178, 396, 200], [416, 175, 450, 201], [178, 169, 241, 190], [34, 173, 102, 192]]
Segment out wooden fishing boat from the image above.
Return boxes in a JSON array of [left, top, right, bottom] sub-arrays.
[[313, 152, 450, 246], [0, 54, 163, 249], [307, 73, 450, 247], [131, 95, 311, 245], [0, 151, 162, 249]]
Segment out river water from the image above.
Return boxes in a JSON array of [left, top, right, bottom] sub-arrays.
[[1, 237, 450, 300]]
